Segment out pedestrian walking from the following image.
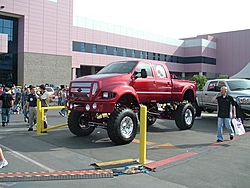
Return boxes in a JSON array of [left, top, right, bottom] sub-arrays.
[[38, 84, 50, 132], [57, 85, 63, 106], [26, 86, 38, 131], [22, 87, 30, 123], [0, 147, 8, 168], [211, 86, 236, 142], [59, 87, 67, 117], [0, 87, 14, 127]]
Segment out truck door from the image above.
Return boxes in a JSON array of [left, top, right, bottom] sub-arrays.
[[131, 62, 157, 103], [153, 63, 172, 102], [203, 80, 219, 110]]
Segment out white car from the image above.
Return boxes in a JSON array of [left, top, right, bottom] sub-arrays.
[[45, 87, 55, 99]]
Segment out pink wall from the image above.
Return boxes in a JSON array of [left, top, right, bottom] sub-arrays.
[[72, 26, 217, 70], [197, 30, 250, 76], [0, 0, 73, 56]]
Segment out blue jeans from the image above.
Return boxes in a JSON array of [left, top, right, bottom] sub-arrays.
[[217, 117, 234, 141], [58, 98, 62, 106], [60, 101, 68, 116], [1, 108, 11, 123]]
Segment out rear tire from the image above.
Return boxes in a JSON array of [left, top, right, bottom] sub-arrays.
[[107, 108, 138, 145], [175, 103, 195, 130], [206, 109, 214, 113], [68, 111, 95, 136], [138, 113, 157, 126], [147, 115, 157, 126], [194, 102, 202, 117]]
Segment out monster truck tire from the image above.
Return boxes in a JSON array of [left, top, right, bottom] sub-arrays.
[[68, 111, 95, 136], [193, 102, 202, 117], [175, 103, 195, 130], [138, 113, 157, 126], [107, 108, 138, 145], [147, 115, 157, 126]]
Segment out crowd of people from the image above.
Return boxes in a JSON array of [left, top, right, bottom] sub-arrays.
[[0, 84, 68, 129]]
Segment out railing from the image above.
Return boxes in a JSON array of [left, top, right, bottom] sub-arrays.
[[36, 100, 68, 134]]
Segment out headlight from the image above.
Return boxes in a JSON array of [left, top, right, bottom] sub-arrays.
[[237, 97, 250, 104], [92, 83, 98, 95], [92, 103, 97, 109], [102, 91, 116, 98], [86, 104, 90, 111], [103, 92, 109, 98]]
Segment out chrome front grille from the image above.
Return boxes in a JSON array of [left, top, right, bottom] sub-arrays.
[[70, 82, 91, 98]]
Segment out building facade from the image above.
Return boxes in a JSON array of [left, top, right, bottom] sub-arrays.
[[0, 0, 249, 86]]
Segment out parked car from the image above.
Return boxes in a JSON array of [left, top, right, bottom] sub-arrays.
[[45, 87, 56, 99]]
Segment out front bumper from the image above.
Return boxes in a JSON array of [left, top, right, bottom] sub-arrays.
[[67, 100, 116, 113]]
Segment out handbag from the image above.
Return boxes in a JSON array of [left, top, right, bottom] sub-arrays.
[[231, 118, 246, 135]]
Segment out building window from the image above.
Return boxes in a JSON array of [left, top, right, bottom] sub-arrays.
[[81, 43, 85, 52], [158, 54, 160, 61], [0, 18, 13, 41], [123, 49, 126, 57], [153, 53, 156, 60], [114, 47, 117, 56], [103, 46, 107, 54], [93, 44, 97, 53], [132, 50, 135, 58], [140, 51, 143, 59], [0, 16, 18, 85], [145, 52, 148, 59]]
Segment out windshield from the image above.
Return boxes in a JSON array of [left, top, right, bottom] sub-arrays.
[[98, 61, 138, 74], [46, 88, 53, 92], [227, 80, 250, 91]]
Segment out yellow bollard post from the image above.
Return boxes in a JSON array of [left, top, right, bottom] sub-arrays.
[[139, 105, 147, 165], [41, 107, 44, 132], [36, 100, 41, 134]]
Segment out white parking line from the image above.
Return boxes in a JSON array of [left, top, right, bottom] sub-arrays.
[[0, 144, 55, 172]]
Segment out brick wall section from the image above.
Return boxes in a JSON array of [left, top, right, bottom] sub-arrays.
[[21, 52, 71, 86]]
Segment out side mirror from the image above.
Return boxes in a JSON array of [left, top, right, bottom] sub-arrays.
[[141, 69, 147, 78]]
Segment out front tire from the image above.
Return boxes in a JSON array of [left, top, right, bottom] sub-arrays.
[[107, 108, 138, 145], [175, 103, 195, 130], [68, 111, 95, 136]]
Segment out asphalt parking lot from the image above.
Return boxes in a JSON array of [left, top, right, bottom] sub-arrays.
[[0, 109, 250, 188]]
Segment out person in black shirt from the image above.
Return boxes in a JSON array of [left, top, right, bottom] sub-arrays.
[[212, 86, 236, 142], [0, 87, 14, 127], [26, 86, 39, 131]]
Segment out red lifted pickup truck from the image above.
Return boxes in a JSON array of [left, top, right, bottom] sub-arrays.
[[67, 60, 196, 145]]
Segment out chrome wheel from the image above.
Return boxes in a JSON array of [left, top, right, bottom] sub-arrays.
[[185, 109, 193, 126], [120, 116, 134, 139]]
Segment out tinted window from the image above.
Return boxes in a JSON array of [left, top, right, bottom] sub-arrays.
[[154, 64, 167, 78], [135, 62, 153, 77], [207, 81, 218, 91]]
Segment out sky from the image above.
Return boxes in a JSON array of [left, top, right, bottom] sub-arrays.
[[73, 0, 249, 39]]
